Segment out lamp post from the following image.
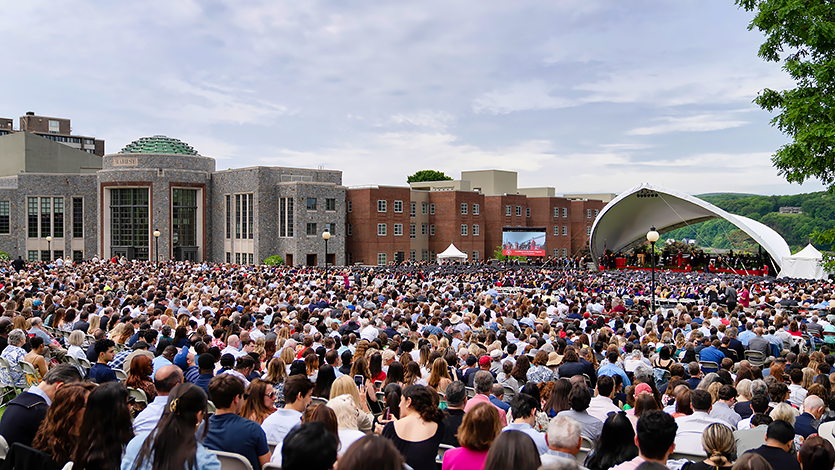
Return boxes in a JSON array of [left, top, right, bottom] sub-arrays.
[[46, 236, 52, 261], [322, 230, 331, 272], [153, 229, 161, 266], [646, 225, 659, 314]]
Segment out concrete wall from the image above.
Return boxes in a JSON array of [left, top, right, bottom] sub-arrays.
[[0, 132, 102, 177], [461, 169, 518, 196]]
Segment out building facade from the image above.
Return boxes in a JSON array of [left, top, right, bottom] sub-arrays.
[[0, 131, 346, 266], [0, 112, 106, 156], [346, 170, 606, 265]]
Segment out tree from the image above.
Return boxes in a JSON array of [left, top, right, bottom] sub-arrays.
[[812, 228, 835, 273], [406, 170, 452, 184], [736, 0, 835, 190]]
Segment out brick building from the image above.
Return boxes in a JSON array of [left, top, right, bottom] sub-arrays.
[[346, 170, 606, 265]]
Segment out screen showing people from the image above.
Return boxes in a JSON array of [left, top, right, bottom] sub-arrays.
[[501, 228, 546, 256]]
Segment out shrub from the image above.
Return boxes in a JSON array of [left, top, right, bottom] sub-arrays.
[[0, 252, 8, 261], [263, 255, 284, 266]]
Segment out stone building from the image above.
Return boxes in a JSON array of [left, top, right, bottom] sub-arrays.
[[0, 132, 346, 266]]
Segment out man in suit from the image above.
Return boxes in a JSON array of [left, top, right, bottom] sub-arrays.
[[0, 365, 82, 448], [795, 395, 825, 438]]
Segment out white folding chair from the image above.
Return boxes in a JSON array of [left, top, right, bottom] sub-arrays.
[[209, 450, 254, 470]]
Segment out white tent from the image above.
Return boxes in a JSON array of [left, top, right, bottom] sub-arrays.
[[778, 244, 827, 279], [437, 243, 468, 261]]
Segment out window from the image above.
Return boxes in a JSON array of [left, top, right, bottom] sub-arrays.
[[473, 204, 479, 215], [377, 253, 387, 265], [562, 248, 568, 257], [553, 249, 559, 257], [236, 253, 241, 264], [347, 224, 352, 236], [505, 205, 511, 216], [394, 200, 403, 213], [587, 226, 592, 236], [473, 250, 479, 261], [554, 226, 559, 236], [422, 202, 428, 215], [328, 222, 336, 234], [587, 209, 592, 218], [377, 200, 387, 212], [473, 224, 480, 236], [410, 250, 416, 262], [279, 197, 294, 237], [249, 253, 254, 264], [28, 250, 37, 262], [526, 207, 531, 217], [226, 252, 231, 263], [594, 209, 599, 217], [562, 207, 568, 218], [235, 194, 241, 239], [421, 224, 428, 235], [461, 224, 468, 236], [172, 189, 198, 247], [53, 197, 63, 238], [306, 223, 317, 236], [421, 250, 428, 261], [226, 195, 231, 239], [40, 197, 51, 238], [110, 188, 150, 260], [0, 201, 8, 234], [460, 203, 468, 215], [235, 194, 254, 240], [41, 250, 50, 262], [516, 206, 521, 216], [73, 250, 83, 262], [554, 207, 559, 218], [307, 198, 317, 211], [410, 202, 416, 217], [394, 223, 403, 236], [562, 226, 568, 236], [429, 203, 435, 215], [48, 120, 59, 133], [377, 224, 387, 236], [53, 250, 63, 260], [28, 197, 37, 238], [430, 225, 435, 236], [347, 201, 352, 212], [410, 224, 416, 239]]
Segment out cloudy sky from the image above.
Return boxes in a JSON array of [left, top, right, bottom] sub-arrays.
[[1, 1, 824, 195]]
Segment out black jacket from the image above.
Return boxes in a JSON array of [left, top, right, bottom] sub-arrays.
[[0, 391, 48, 448]]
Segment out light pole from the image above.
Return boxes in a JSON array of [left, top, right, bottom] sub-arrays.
[[646, 225, 659, 315], [46, 236, 52, 262], [153, 229, 161, 267], [322, 230, 331, 273]]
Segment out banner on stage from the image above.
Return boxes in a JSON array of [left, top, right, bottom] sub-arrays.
[[502, 227, 546, 257]]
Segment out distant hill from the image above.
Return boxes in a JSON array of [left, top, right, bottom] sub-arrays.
[[659, 192, 835, 253]]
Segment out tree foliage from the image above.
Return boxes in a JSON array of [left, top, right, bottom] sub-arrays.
[[406, 170, 452, 184], [736, 0, 835, 190]]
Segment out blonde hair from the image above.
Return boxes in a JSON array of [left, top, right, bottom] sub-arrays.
[[769, 403, 796, 425], [68, 330, 85, 347], [326, 394, 359, 430], [330, 375, 363, 411], [702, 423, 735, 467]]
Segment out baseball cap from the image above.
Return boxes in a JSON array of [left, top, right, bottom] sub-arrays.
[[478, 356, 491, 367], [635, 383, 653, 396]]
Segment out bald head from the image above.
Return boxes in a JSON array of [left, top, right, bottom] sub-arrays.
[[227, 335, 241, 348], [155, 364, 184, 395]]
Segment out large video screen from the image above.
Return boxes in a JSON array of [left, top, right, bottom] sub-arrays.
[[502, 227, 546, 257]]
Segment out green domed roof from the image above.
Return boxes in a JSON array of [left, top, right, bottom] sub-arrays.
[[119, 135, 199, 155]]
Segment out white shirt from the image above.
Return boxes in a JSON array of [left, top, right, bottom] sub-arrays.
[[264, 408, 303, 467], [221, 345, 248, 359], [674, 411, 728, 455], [587, 395, 621, 424], [133, 395, 169, 434], [789, 383, 807, 408]]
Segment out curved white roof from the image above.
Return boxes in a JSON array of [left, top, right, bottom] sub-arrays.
[[589, 183, 791, 269]]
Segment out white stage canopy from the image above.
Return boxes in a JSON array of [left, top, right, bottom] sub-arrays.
[[778, 244, 828, 279], [589, 183, 791, 270], [437, 243, 468, 261]]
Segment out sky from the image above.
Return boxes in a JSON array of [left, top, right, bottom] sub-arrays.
[[1, 0, 826, 196]]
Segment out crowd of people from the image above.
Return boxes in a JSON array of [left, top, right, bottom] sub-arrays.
[[0, 257, 832, 470]]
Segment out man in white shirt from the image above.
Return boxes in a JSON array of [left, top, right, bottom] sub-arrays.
[[263, 375, 314, 466], [788, 367, 807, 408], [133, 365, 183, 433], [675, 389, 729, 455], [221, 335, 248, 359], [587, 376, 621, 423]]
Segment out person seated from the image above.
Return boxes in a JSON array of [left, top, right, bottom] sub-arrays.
[[684, 422, 735, 470], [0, 329, 29, 388], [326, 394, 367, 456], [504, 393, 549, 455], [441, 402, 501, 470], [0, 365, 82, 448], [612, 411, 678, 470], [743, 420, 801, 470], [540, 415, 583, 466], [24, 336, 49, 383], [202, 374, 271, 469], [262, 375, 314, 465], [281, 421, 339, 470], [795, 395, 825, 439], [31, 383, 96, 467], [441, 381, 468, 447], [89, 338, 118, 384], [557, 382, 604, 443], [133, 365, 184, 433], [674, 389, 728, 455], [798, 436, 835, 470]]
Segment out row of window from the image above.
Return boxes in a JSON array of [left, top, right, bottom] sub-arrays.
[[27, 250, 84, 262], [373, 223, 460, 237], [306, 198, 336, 211], [375, 249, 481, 265], [373, 200, 436, 216], [225, 194, 254, 240], [26, 197, 84, 239], [306, 223, 337, 236], [40, 134, 81, 144], [226, 252, 255, 265], [554, 248, 569, 257]]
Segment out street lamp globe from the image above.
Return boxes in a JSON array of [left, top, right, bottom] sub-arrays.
[[322, 231, 331, 241], [646, 226, 659, 243], [153, 230, 161, 238], [46, 236, 52, 243]]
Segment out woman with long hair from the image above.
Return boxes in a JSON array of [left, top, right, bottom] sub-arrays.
[[117, 322, 135, 345], [673, 387, 694, 418], [510, 355, 530, 385], [483, 430, 541, 470], [32, 383, 96, 466], [350, 356, 379, 405], [73, 381, 134, 470], [262, 357, 287, 406], [338, 435, 405, 470], [427, 358, 452, 393], [384, 362, 405, 388], [327, 394, 368, 456], [330, 375, 374, 432], [126, 355, 158, 415], [314, 365, 337, 399], [543, 378, 572, 418], [585, 411, 639, 470], [683, 422, 735, 470], [239, 378, 276, 425], [381, 385, 446, 470], [369, 353, 386, 382], [442, 403, 501, 470], [403, 361, 425, 387], [120, 383, 220, 470]]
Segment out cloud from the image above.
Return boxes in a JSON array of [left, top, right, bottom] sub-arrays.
[[388, 111, 455, 131], [473, 80, 577, 114], [625, 114, 749, 136]]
